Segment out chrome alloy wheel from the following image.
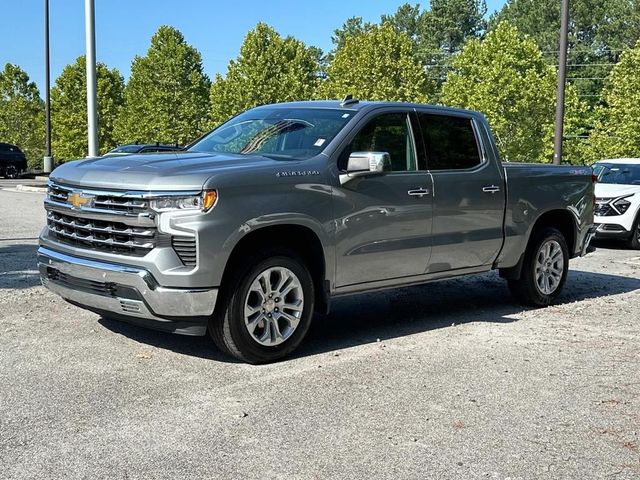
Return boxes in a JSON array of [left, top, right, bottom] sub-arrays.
[[243, 266, 304, 347], [535, 239, 564, 295]]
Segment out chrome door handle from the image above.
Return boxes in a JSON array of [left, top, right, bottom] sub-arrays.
[[407, 188, 430, 197], [482, 185, 501, 194]]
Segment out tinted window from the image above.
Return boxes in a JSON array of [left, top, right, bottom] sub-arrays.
[[110, 145, 143, 153], [418, 114, 481, 170], [594, 163, 640, 185], [0, 144, 18, 152], [341, 113, 417, 172]]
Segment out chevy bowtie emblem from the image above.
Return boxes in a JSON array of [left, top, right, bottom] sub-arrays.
[[68, 192, 94, 209]]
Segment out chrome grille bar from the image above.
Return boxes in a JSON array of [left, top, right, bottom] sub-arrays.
[[47, 211, 155, 238]]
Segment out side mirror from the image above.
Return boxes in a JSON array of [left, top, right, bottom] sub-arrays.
[[340, 152, 391, 185]]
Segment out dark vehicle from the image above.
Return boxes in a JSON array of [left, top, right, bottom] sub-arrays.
[[0, 143, 27, 178], [105, 143, 182, 156]]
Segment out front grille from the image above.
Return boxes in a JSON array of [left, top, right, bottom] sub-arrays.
[[172, 236, 197, 266], [47, 183, 150, 214], [47, 210, 156, 256]]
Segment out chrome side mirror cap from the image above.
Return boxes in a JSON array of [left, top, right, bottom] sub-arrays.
[[340, 152, 391, 185]]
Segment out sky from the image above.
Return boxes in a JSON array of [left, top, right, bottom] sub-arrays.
[[1, 0, 506, 95]]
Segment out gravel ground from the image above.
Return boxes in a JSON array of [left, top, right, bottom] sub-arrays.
[[1, 184, 639, 479]]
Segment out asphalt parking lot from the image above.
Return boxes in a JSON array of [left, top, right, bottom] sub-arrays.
[[1, 181, 639, 479]]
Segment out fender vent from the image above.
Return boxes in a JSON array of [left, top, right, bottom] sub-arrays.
[[172, 236, 197, 266]]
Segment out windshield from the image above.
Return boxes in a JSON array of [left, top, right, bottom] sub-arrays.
[[189, 107, 354, 159], [110, 145, 142, 153], [594, 162, 640, 185]]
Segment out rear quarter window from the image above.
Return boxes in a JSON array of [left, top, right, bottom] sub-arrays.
[[418, 113, 481, 170]]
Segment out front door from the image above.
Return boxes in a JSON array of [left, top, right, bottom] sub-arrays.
[[332, 111, 433, 287]]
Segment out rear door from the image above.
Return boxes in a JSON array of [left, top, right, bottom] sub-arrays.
[[333, 109, 434, 287], [415, 111, 505, 272]]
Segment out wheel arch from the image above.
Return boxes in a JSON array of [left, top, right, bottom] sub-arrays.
[[218, 223, 331, 314], [500, 208, 577, 280]]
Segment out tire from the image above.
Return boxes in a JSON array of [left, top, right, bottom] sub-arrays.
[[508, 227, 569, 307], [627, 212, 640, 250], [4, 165, 20, 179], [208, 248, 315, 364]]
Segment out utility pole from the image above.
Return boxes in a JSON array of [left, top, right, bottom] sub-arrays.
[[553, 0, 570, 165], [43, 0, 52, 173], [85, 0, 98, 157]]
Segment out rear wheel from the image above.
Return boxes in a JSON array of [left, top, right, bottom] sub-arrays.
[[508, 227, 569, 306], [627, 212, 640, 249], [4, 164, 20, 179], [209, 249, 315, 364]]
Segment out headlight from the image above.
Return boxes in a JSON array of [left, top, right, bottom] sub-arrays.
[[612, 194, 633, 215], [150, 190, 217, 213]]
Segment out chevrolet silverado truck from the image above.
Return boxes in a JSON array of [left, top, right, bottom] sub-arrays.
[[38, 100, 596, 363]]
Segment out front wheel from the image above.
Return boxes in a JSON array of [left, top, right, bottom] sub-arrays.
[[627, 212, 640, 250], [209, 250, 315, 364], [508, 227, 569, 307]]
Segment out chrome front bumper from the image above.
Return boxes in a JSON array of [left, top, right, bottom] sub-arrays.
[[38, 247, 217, 335]]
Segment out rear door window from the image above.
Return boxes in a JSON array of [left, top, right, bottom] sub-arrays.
[[417, 113, 482, 170]]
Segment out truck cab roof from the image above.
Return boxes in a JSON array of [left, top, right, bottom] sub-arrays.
[[253, 100, 480, 117]]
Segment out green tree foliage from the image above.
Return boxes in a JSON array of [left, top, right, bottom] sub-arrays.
[[320, 23, 434, 102], [338, 2, 486, 89], [422, 0, 487, 54], [331, 17, 373, 52], [585, 41, 640, 161], [442, 22, 584, 164], [115, 26, 210, 145], [490, 0, 640, 103], [0, 64, 44, 169], [209, 23, 320, 126], [51, 56, 124, 160]]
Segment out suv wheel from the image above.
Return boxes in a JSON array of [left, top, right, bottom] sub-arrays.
[[508, 227, 569, 307], [209, 249, 315, 364], [4, 165, 20, 179]]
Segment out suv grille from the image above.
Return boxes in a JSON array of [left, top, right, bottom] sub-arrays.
[[47, 210, 156, 256]]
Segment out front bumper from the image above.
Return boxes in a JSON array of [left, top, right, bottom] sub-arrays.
[[38, 247, 217, 335], [593, 222, 633, 240]]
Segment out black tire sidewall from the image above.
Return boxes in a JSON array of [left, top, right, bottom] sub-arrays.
[[628, 211, 640, 249], [5, 165, 19, 179], [226, 254, 315, 363], [526, 228, 569, 305]]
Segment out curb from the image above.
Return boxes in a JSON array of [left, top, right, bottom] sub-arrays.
[[16, 184, 48, 193]]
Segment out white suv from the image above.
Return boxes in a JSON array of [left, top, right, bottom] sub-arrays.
[[593, 158, 640, 249]]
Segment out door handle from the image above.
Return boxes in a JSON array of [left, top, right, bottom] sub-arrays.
[[407, 188, 430, 197], [482, 185, 501, 194]]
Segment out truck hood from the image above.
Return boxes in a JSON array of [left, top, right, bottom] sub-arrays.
[[50, 151, 286, 191], [595, 183, 640, 199]]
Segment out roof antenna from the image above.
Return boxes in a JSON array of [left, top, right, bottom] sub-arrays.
[[340, 94, 359, 107]]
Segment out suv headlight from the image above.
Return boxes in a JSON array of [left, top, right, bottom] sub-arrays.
[[150, 190, 217, 213], [612, 194, 633, 215]]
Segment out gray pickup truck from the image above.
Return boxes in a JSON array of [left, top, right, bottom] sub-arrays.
[[38, 100, 596, 363]]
